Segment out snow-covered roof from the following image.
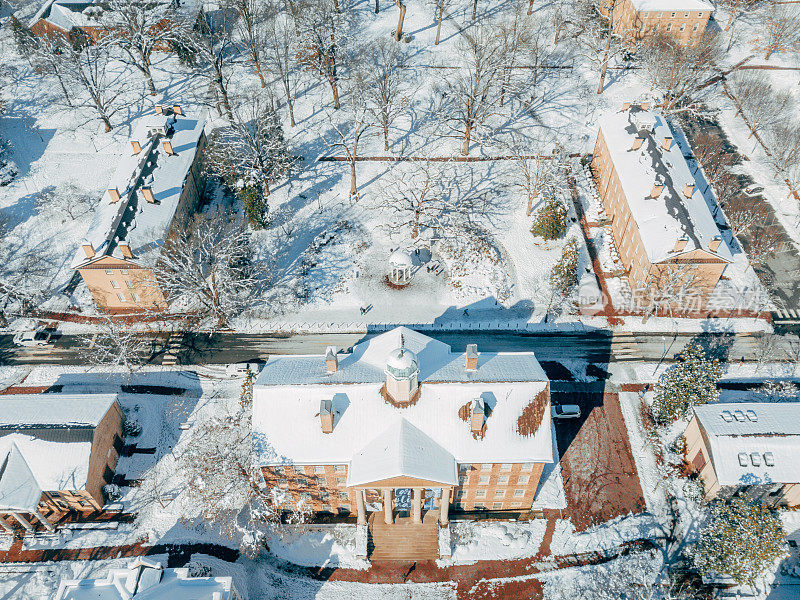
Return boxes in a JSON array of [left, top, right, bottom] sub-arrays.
[[0, 393, 118, 429], [693, 402, 800, 486], [55, 558, 238, 600], [28, 0, 205, 29], [596, 106, 732, 265], [72, 111, 206, 269], [347, 419, 458, 487], [253, 328, 553, 472], [0, 442, 43, 512], [631, 0, 713, 11], [389, 249, 413, 268]]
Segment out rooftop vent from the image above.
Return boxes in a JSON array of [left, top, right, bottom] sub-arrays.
[[466, 344, 478, 371], [734, 410, 745, 422], [746, 410, 758, 422], [320, 398, 333, 434], [750, 452, 761, 467], [325, 346, 338, 374], [721, 410, 733, 422], [738, 452, 748, 467], [764, 452, 775, 467]]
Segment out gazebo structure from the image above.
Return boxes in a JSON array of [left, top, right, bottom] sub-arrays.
[[387, 249, 413, 286]]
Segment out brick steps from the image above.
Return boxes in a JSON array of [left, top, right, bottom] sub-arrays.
[[368, 513, 439, 561]]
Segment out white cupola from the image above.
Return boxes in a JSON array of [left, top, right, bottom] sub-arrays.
[[384, 334, 420, 405]]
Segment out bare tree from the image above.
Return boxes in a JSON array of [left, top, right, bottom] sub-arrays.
[[725, 196, 765, 238], [263, 9, 299, 126], [718, 0, 761, 31], [636, 264, 700, 320], [59, 38, 126, 131], [325, 98, 373, 199], [755, 3, 800, 60], [763, 122, 800, 178], [638, 32, 722, 113], [374, 161, 447, 238], [746, 225, 783, 267], [153, 210, 258, 328], [574, 0, 626, 95], [228, 0, 269, 87], [101, 0, 182, 95], [497, 4, 535, 106], [35, 182, 93, 222], [504, 132, 561, 215], [356, 40, 409, 152], [692, 132, 733, 185], [0, 218, 54, 326], [728, 71, 794, 140], [188, 10, 237, 119], [394, 0, 407, 40], [29, 31, 74, 105], [296, 0, 347, 109], [80, 317, 155, 373], [429, 0, 455, 44], [440, 25, 506, 155]]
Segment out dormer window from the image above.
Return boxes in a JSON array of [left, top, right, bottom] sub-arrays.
[[764, 452, 775, 466], [734, 410, 745, 421], [750, 453, 761, 466], [738, 453, 748, 467]]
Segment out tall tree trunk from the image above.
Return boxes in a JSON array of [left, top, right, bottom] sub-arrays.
[[383, 123, 389, 151], [597, 34, 612, 94], [145, 72, 157, 95], [254, 60, 267, 88], [349, 160, 357, 196], [330, 77, 341, 109], [462, 121, 472, 155], [724, 0, 737, 30], [217, 78, 234, 119], [395, 0, 406, 40], [375, 0, 379, 13], [287, 94, 297, 127], [472, 0, 477, 19], [527, 0, 533, 15], [55, 70, 72, 106], [100, 114, 113, 132], [764, 46, 774, 60], [435, 10, 443, 44]]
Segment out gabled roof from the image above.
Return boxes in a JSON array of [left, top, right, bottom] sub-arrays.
[[0, 393, 117, 429], [0, 442, 43, 512], [693, 402, 800, 486], [347, 419, 458, 487]]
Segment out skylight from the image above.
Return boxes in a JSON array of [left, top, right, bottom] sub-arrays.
[[750, 452, 761, 467], [734, 410, 745, 422]]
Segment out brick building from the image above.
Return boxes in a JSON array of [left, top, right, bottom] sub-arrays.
[[72, 107, 206, 313], [590, 103, 733, 313], [253, 327, 554, 557], [684, 402, 800, 508], [602, 0, 713, 45], [0, 394, 124, 533]]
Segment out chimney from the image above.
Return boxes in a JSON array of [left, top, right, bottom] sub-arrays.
[[673, 237, 688, 253], [162, 140, 175, 155], [108, 188, 121, 203], [621, 101, 631, 111], [320, 399, 333, 434], [119, 240, 133, 259], [631, 137, 644, 151], [81, 240, 95, 259], [661, 137, 673, 151], [470, 398, 485, 435], [708, 235, 722, 252], [683, 183, 695, 198], [650, 184, 664, 198], [640, 101, 650, 110], [141, 187, 156, 204], [172, 105, 183, 116], [131, 140, 142, 155], [155, 105, 163, 114], [325, 346, 338, 373], [465, 344, 478, 371]]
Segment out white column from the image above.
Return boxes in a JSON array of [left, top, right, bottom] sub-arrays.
[[32, 508, 55, 532], [10, 512, 34, 533], [411, 487, 422, 524], [355, 489, 366, 525], [439, 487, 451, 525], [0, 516, 14, 535], [382, 488, 393, 525]]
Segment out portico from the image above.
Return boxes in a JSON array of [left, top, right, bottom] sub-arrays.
[[352, 484, 453, 526]]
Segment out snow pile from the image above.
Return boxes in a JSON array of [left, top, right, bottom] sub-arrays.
[[447, 520, 548, 564], [266, 525, 369, 569], [550, 513, 666, 556]]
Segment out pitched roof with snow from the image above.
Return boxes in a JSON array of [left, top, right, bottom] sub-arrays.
[[253, 328, 553, 477], [596, 106, 732, 265], [72, 111, 206, 269], [0, 442, 43, 512], [0, 393, 118, 429], [630, 0, 713, 11], [693, 402, 800, 486], [55, 558, 238, 600]]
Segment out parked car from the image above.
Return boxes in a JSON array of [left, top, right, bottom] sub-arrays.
[[743, 184, 764, 197], [225, 361, 263, 377], [551, 404, 581, 419], [13, 329, 55, 347]]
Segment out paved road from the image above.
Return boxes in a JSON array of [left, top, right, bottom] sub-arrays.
[[0, 330, 795, 367]]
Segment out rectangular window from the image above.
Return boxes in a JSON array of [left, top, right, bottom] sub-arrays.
[[116, 293, 126, 302], [335, 465, 346, 472], [479, 476, 490, 484], [111, 280, 121, 288], [339, 492, 349, 500], [456, 490, 466, 498], [493, 502, 503, 509], [460, 463, 471, 471], [481, 463, 492, 471], [697, 12, 702, 17], [499, 475, 509, 484], [670, 11, 676, 17], [521, 463, 534, 472], [494, 490, 505, 498], [500, 463, 512, 471], [679, 22, 685, 30], [514, 489, 525, 497], [511, 502, 522, 508], [657, 11, 662, 17], [518, 474, 530, 485], [474, 503, 485, 509], [475, 490, 486, 498], [120, 269, 128, 274], [131, 293, 141, 303], [297, 478, 308, 487], [337, 477, 346, 485], [692, 451, 706, 471], [105, 269, 114, 275], [319, 491, 329, 500], [666, 22, 672, 30], [692, 23, 698, 30], [278, 479, 288, 486], [322, 504, 332, 512], [314, 466, 326, 473], [125, 280, 134, 288]]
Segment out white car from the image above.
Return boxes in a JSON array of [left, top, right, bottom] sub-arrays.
[[13, 330, 54, 347], [551, 404, 581, 419]]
